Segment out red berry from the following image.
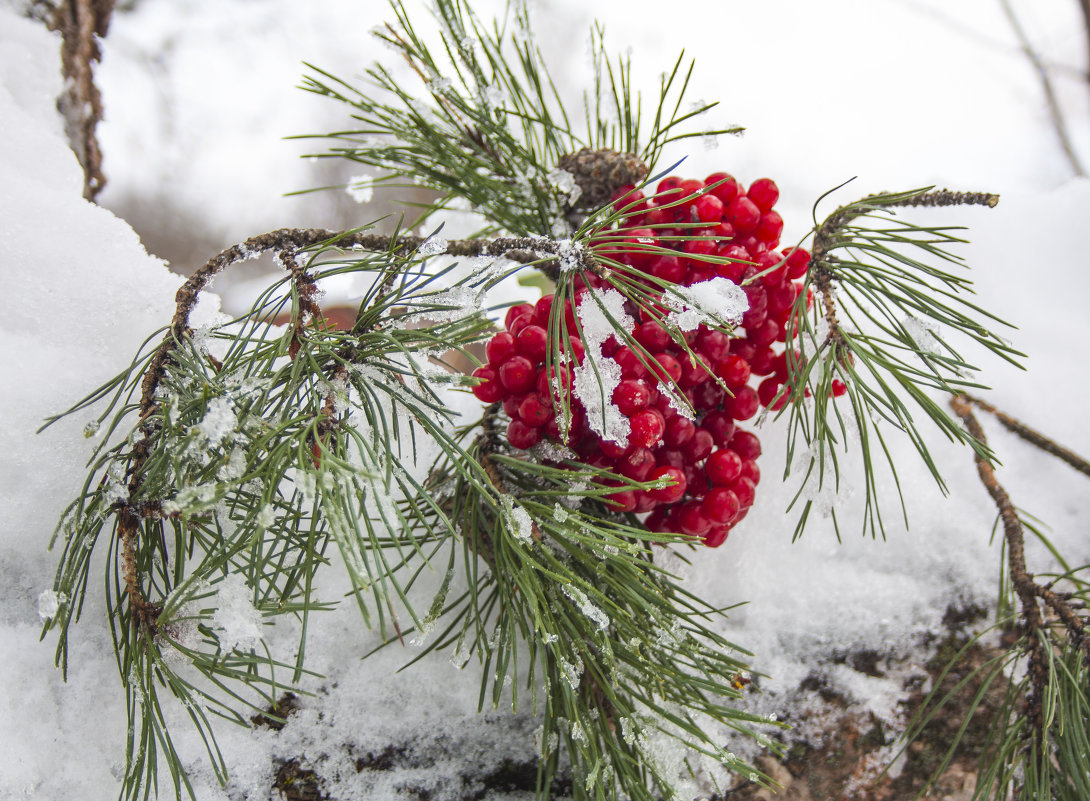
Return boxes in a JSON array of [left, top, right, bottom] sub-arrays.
[[705, 449, 742, 486], [702, 486, 740, 525], [519, 393, 552, 427], [681, 428, 714, 463], [705, 172, 740, 205], [486, 331, 517, 366], [613, 379, 651, 416], [784, 247, 810, 279], [696, 329, 731, 363], [694, 194, 725, 223], [757, 377, 784, 409], [650, 254, 687, 284], [691, 381, 725, 411], [471, 366, 504, 403], [717, 354, 751, 387], [730, 476, 757, 508], [502, 393, 523, 419], [739, 458, 761, 485], [702, 525, 731, 547], [534, 294, 554, 326], [600, 437, 631, 459], [635, 321, 671, 352], [618, 446, 657, 481], [507, 419, 541, 450], [614, 346, 648, 379], [663, 415, 696, 448], [567, 336, 586, 364], [508, 313, 533, 337], [757, 211, 784, 244], [649, 353, 682, 384], [725, 386, 759, 421], [606, 488, 638, 512], [729, 430, 762, 460], [747, 178, 780, 213], [749, 347, 776, 377], [727, 196, 761, 234], [498, 356, 537, 393], [702, 410, 736, 447], [678, 501, 712, 536], [629, 408, 666, 448], [649, 465, 687, 504], [505, 303, 534, 330], [516, 324, 549, 363]]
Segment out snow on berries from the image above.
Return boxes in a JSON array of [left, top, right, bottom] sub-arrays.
[[472, 170, 816, 546]]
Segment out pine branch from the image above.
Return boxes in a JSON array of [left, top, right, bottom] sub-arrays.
[[783, 185, 1023, 540]]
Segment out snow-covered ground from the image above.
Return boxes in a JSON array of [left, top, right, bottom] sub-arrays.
[[2, 1, 1089, 799]]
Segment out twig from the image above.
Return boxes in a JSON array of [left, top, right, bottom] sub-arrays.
[[999, 0, 1087, 177], [949, 394, 1049, 732], [949, 394, 1090, 743], [140, 228, 599, 414], [962, 393, 1090, 479], [46, 0, 116, 201]]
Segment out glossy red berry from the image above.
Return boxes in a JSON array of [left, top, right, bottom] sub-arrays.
[[747, 178, 780, 213], [629, 408, 666, 448], [649, 465, 687, 504], [678, 501, 713, 536], [702, 486, 740, 525], [729, 430, 762, 460], [498, 356, 537, 393], [507, 419, 541, 450], [505, 303, 534, 329], [705, 449, 742, 486], [471, 366, 504, 403]]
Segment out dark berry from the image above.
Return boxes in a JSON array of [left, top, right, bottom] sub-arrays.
[[663, 415, 696, 448], [681, 428, 714, 463], [507, 419, 541, 450], [702, 410, 736, 447]]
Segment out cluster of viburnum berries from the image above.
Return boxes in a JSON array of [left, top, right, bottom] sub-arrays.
[[472, 172, 837, 546]]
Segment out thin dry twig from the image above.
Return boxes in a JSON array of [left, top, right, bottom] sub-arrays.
[[999, 0, 1087, 177], [962, 393, 1090, 479], [45, 0, 116, 201]]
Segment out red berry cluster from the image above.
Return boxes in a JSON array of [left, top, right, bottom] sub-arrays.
[[472, 172, 824, 547]]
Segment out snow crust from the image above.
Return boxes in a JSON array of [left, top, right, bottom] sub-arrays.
[[3, 1, 1090, 799]]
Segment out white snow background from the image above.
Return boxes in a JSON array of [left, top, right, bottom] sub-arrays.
[[1, 0, 1089, 799]]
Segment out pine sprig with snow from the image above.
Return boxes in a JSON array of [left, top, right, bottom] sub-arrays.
[[781, 185, 1023, 541]]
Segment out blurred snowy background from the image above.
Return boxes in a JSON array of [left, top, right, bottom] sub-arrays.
[[2, 0, 1089, 799]]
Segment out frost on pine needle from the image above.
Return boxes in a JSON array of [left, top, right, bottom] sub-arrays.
[[500, 494, 534, 544], [37, 589, 65, 622], [561, 583, 610, 632], [573, 287, 634, 446], [663, 276, 748, 332]]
